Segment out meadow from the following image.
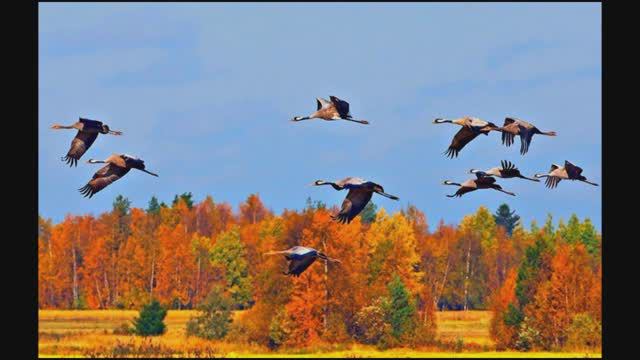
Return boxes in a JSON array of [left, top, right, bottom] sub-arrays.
[[38, 310, 601, 358]]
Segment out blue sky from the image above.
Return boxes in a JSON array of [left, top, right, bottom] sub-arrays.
[[39, 3, 601, 230]]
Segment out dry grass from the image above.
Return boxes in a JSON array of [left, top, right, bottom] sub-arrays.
[[38, 310, 601, 358]]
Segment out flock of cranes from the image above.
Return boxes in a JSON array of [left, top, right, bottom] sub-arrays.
[[50, 95, 598, 277], [51, 118, 158, 198]]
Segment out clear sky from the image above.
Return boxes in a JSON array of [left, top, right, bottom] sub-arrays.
[[39, 3, 601, 230]]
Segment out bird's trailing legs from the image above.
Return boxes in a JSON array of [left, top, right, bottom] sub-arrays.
[[341, 118, 369, 125], [317, 252, 341, 264], [375, 190, 400, 200], [493, 188, 516, 196], [580, 179, 598, 186], [140, 169, 159, 177], [519, 175, 541, 182]]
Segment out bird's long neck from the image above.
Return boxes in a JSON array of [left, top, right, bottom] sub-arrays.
[[87, 159, 107, 164], [444, 181, 461, 187], [317, 181, 342, 190], [292, 115, 312, 122], [537, 129, 556, 136], [534, 173, 549, 178], [51, 123, 75, 130], [263, 250, 289, 256], [433, 118, 453, 124]]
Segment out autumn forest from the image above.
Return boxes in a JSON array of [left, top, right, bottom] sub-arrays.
[[38, 193, 601, 352]]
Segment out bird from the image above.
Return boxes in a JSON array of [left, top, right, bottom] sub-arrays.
[[51, 117, 123, 167], [433, 117, 503, 158], [500, 117, 557, 155], [534, 160, 598, 189], [79, 153, 158, 198], [291, 96, 369, 125], [312, 177, 399, 224], [443, 173, 516, 198], [263, 246, 341, 277], [469, 160, 540, 182]]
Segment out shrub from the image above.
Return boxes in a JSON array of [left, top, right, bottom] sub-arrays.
[[186, 286, 233, 340], [565, 313, 601, 351], [454, 336, 464, 353], [515, 317, 541, 351], [268, 308, 291, 350], [112, 322, 133, 335], [353, 303, 388, 345], [132, 299, 167, 336], [323, 312, 350, 343]]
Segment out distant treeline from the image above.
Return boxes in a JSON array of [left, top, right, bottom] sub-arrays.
[[38, 193, 601, 350]]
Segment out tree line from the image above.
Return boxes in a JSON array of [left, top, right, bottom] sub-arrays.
[[38, 193, 600, 350]]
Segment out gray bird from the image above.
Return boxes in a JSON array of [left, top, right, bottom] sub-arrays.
[[433, 116, 504, 158], [79, 153, 158, 198], [292, 96, 369, 125], [534, 160, 598, 189], [263, 246, 340, 277], [51, 117, 122, 167], [312, 177, 399, 224], [443, 173, 516, 198], [500, 117, 557, 155], [469, 160, 540, 182]]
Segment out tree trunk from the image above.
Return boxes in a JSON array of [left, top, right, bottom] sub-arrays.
[[95, 278, 103, 309], [322, 235, 328, 333], [72, 246, 79, 307], [149, 256, 155, 298], [463, 239, 471, 311], [104, 270, 110, 306], [436, 256, 450, 311]]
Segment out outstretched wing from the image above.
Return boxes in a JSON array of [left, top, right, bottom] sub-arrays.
[[316, 97, 331, 110], [63, 130, 99, 167], [78, 163, 130, 198], [564, 160, 583, 178], [287, 256, 317, 277], [501, 118, 519, 147], [544, 176, 562, 189], [449, 186, 476, 198], [500, 160, 522, 177], [475, 176, 497, 186], [519, 129, 534, 155], [329, 96, 351, 118], [503, 118, 517, 126], [445, 126, 480, 158], [332, 188, 373, 224]]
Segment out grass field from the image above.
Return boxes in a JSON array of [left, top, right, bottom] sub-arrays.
[[38, 310, 601, 358]]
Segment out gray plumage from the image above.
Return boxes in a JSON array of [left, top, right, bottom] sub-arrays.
[[51, 117, 123, 167], [534, 160, 598, 189], [263, 246, 340, 277], [443, 173, 516, 198], [312, 177, 399, 224], [79, 154, 158, 198]]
